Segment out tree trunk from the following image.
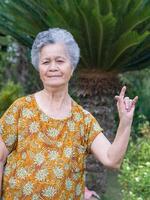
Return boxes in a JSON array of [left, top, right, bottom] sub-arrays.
[[70, 69, 122, 196]]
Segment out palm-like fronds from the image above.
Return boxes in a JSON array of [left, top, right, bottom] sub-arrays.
[[0, 0, 149, 72]]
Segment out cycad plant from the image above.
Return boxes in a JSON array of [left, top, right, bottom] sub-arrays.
[[0, 0, 150, 196], [0, 0, 149, 71]]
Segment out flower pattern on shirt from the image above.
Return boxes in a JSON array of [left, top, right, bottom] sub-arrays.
[[23, 182, 34, 196], [48, 150, 59, 160], [0, 94, 103, 199], [64, 147, 73, 158], [5, 134, 17, 146], [66, 178, 73, 190], [34, 152, 45, 165], [53, 166, 64, 179], [35, 169, 49, 181], [22, 108, 33, 118], [16, 167, 28, 179], [42, 186, 57, 198], [32, 194, 40, 200], [5, 114, 15, 125], [29, 122, 39, 133], [8, 177, 16, 188], [47, 128, 60, 137]]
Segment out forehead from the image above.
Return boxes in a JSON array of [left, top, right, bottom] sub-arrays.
[[40, 43, 68, 59]]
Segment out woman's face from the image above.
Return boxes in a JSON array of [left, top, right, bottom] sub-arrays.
[[39, 43, 73, 88]]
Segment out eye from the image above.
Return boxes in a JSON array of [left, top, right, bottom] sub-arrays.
[[57, 60, 64, 63], [43, 61, 49, 64]]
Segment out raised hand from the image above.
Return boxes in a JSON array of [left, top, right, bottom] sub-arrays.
[[115, 86, 138, 123]]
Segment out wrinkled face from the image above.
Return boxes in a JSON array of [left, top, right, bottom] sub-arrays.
[[39, 43, 73, 88]]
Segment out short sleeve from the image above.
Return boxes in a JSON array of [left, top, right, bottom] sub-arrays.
[[0, 99, 21, 154], [84, 112, 103, 153]]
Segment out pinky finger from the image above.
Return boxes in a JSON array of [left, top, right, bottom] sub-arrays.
[[132, 96, 138, 106]]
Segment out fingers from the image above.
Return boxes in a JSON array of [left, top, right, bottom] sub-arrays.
[[124, 98, 138, 112], [115, 86, 126, 102], [132, 96, 138, 106], [115, 86, 138, 105], [119, 86, 126, 99], [114, 95, 120, 101], [128, 99, 132, 109], [115, 91, 138, 111], [124, 97, 130, 110]]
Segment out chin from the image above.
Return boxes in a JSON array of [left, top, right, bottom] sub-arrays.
[[44, 81, 67, 88]]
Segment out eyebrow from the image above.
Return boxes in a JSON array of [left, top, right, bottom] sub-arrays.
[[41, 56, 66, 61]]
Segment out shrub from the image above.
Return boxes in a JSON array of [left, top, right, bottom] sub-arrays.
[[0, 35, 41, 94], [136, 114, 150, 138], [118, 138, 150, 200], [119, 68, 150, 121], [118, 68, 150, 140], [0, 81, 24, 116]]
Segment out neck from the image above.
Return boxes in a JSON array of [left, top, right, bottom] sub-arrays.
[[42, 84, 70, 109]]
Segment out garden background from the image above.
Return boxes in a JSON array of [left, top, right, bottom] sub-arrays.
[[0, 0, 150, 199]]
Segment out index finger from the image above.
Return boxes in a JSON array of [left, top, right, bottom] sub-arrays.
[[119, 86, 126, 99]]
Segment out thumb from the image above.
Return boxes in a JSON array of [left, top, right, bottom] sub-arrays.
[[114, 95, 120, 101]]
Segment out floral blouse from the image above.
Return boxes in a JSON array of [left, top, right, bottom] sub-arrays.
[[0, 94, 103, 200]]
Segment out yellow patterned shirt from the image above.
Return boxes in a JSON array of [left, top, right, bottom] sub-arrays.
[[0, 94, 103, 200]]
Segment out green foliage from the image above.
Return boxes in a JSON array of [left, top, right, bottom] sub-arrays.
[[135, 114, 150, 138], [0, 0, 149, 72], [0, 40, 27, 133], [119, 68, 150, 119], [0, 35, 42, 94], [0, 35, 10, 87], [118, 68, 150, 140], [0, 81, 24, 117], [0, 35, 19, 87], [24, 65, 42, 94], [119, 138, 150, 200]]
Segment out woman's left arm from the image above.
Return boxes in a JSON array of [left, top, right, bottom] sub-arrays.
[[91, 86, 138, 169]]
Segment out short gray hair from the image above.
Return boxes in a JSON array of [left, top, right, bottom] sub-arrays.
[[31, 28, 80, 70]]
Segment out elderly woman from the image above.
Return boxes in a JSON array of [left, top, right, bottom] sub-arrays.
[[0, 28, 138, 199]]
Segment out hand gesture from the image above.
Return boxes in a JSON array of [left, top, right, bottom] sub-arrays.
[[115, 86, 138, 123]]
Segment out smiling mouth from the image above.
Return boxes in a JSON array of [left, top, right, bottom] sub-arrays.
[[47, 75, 62, 77]]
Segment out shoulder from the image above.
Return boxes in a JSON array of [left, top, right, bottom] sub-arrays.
[[9, 94, 34, 110], [72, 100, 96, 122], [73, 100, 103, 131], [15, 93, 33, 104]]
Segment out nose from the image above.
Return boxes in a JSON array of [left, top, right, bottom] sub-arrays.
[[48, 61, 58, 71]]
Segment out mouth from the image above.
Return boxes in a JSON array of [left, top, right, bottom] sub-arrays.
[[47, 75, 62, 78]]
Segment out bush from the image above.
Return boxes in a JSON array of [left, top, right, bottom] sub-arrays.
[[119, 68, 150, 121], [118, 138, 150, 200], [136, 114, 150, 138], [0, 81, 24, 117], [118, 68, 150, 140], [0, 35, 41, 94]]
